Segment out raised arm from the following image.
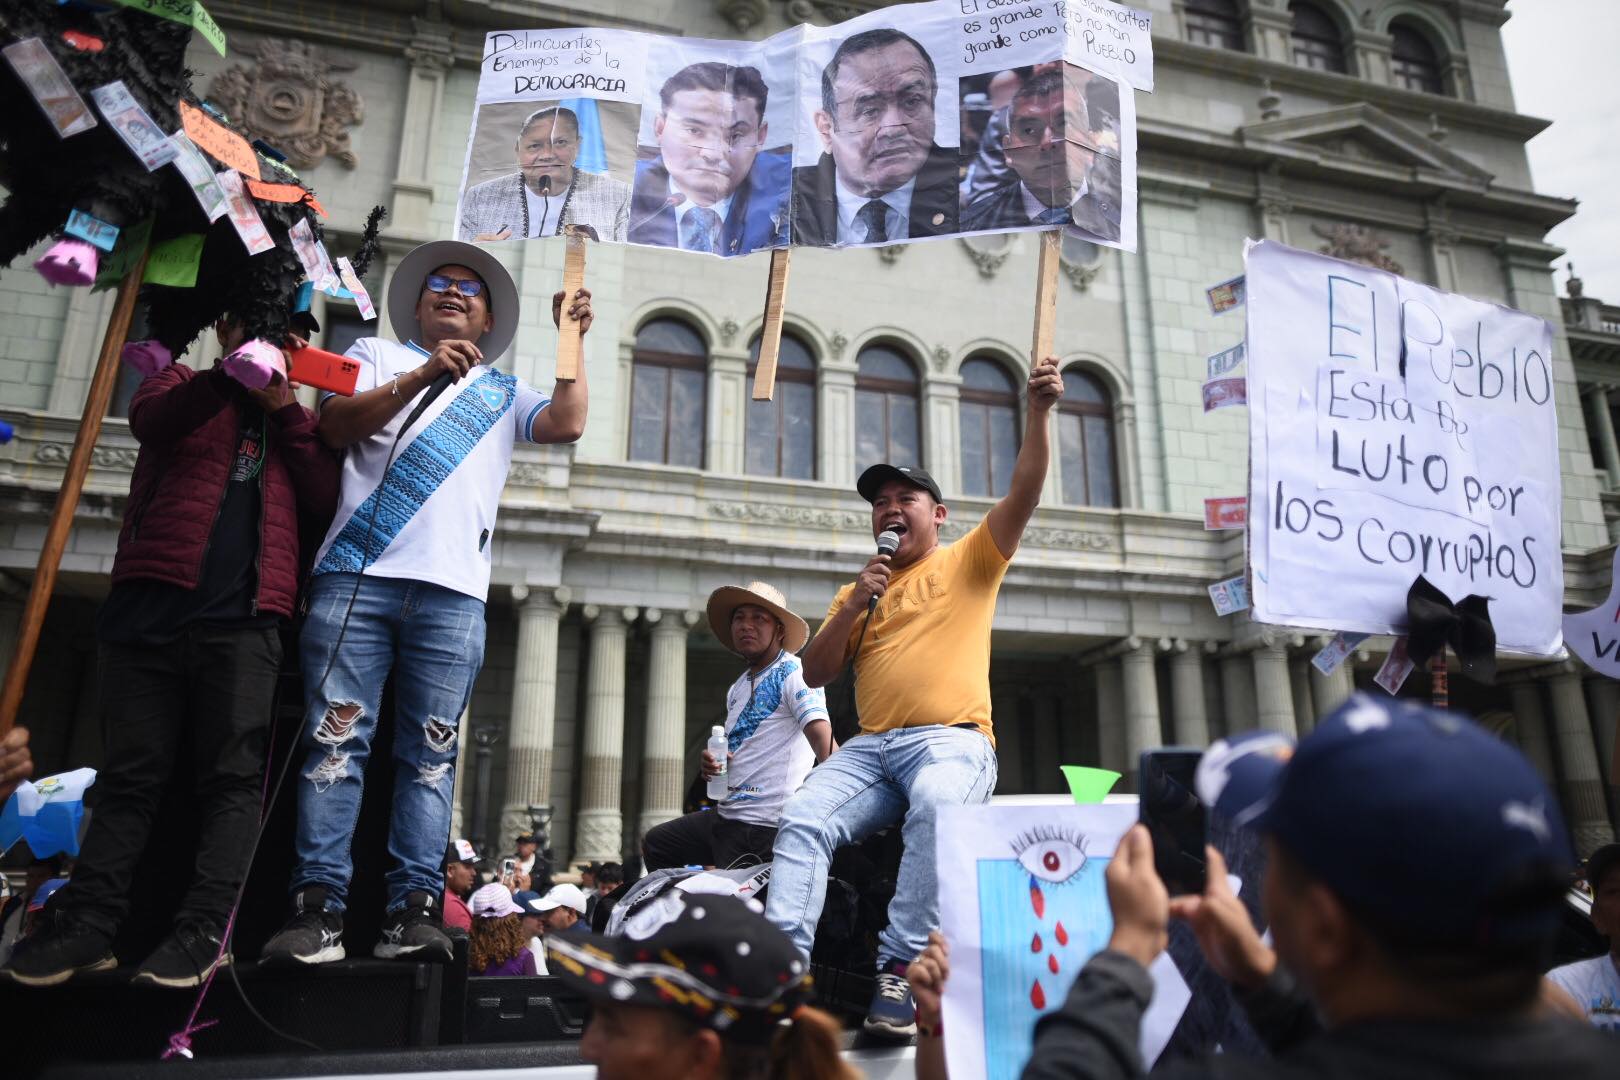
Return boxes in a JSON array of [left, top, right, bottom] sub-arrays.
[[985, 356, 1062, 559]]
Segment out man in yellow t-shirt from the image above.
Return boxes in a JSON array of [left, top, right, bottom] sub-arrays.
[[764, 357, 1064, 1038]]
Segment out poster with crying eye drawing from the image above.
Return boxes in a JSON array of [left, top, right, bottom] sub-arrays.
[[937, 802, 1190, 1080]]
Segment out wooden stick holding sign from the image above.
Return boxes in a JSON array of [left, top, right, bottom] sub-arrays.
[[1031, 230, 1062, 363], [752, 248, 792, 401], [555, 225, 592, 381], [0, 250, 148, 736]]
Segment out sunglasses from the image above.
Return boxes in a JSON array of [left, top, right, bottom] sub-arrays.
[[424, 274, 485, 298]]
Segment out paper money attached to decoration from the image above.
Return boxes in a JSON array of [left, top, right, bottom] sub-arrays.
[[1374, 637, 1415, 696], [1202, 376, 1246, 413], [336, 257, 375, 320], [215, 169, 275, 254], [90, 81, 179, 171], [1311, 631, 1369, 677], [1206, 341, 1245, 379], [1203, 496, 1246, 530], [1208, 576, 1249, 617], [3, 38, 97, 138], [1206, 275, 1245, 314]]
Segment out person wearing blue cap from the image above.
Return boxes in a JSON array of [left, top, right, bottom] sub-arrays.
[[1020, 695, 1620, 1079]]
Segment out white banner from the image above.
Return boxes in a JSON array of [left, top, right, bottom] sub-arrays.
[[1246, 240, 1563, 655]]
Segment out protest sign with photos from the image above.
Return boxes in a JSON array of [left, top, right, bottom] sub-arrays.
[[459, 0, 1150, 258], [1245, 240, 1564, 655]]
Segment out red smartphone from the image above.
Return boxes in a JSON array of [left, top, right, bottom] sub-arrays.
[[288, 345, 361, 396]]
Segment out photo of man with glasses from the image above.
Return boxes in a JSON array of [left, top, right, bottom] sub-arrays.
[[628, 61, 791, 256], [459, 104, 631, 243], [792, 27, 958, 247]]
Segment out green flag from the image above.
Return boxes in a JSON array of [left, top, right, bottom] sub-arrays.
[[107, 0, 227, 57], [143, 233, 205, 288]]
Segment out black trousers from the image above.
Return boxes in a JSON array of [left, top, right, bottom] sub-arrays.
[[642, 811, 778, 873], [64, 624, 282, 936]]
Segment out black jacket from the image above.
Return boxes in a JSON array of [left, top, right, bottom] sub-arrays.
[[1023, 950, 1620, 1080], [789, 144, 959, 246]]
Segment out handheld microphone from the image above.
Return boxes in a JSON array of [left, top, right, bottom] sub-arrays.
[[630, 192, 686, 235], [401, 369, 453, 434], [869, 529, 901, 612]]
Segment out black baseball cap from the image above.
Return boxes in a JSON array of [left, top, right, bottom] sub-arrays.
[[546, 893, 809, 1044], [1587, 843, 1620, 891], [857, 463, 942, 504]]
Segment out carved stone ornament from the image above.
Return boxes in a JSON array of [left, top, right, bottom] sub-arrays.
[[707, 501, 870, 530], [36, 443, 137, 470], [715, 0, 768, 32], [829, 331, 849, 360], [1062, 261, 1101, 293], [787, 1, 876, 23], [958, 236, 1009, 279], [877, 245, 906, 264], [1311, 223, 1405, 276], [719, 318, 740, 347], [208, 39, 365, 171], [932, 346, 952, 372], [941, 518, 1114, 551]]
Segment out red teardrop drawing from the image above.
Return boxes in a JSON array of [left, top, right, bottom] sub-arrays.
[[1048, 953, 1059, 975], [1030, 979, 1046, 1010], [1031, 932, 1042, 953], [1055, 921, 1069, 946], [1030, 883, 1046, 920]]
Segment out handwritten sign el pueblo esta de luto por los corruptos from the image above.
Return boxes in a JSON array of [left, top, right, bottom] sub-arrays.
[[1245, 240, 1562, 655]]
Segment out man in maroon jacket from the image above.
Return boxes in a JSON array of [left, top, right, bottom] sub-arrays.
[[0, 320, 339, 989]]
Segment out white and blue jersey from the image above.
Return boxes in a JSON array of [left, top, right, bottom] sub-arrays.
[[311, 337, 551, 601], [719, 651, 828, 827]]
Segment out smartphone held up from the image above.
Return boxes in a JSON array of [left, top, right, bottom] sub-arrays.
[[1139, 748, 1207, 896]]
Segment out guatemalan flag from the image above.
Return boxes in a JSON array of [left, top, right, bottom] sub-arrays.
[[0, 768, 96, 857]]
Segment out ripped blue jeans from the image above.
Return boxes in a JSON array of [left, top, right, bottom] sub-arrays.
[[291, 572, 486, 913]]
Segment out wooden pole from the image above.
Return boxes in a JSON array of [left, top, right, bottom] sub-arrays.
[[751, 248, 792, 401], [0, 251, 148, 736], [1429, 649, 1448, 710], [1031, 230, 1062, 364], [555, 226, 587, 382]]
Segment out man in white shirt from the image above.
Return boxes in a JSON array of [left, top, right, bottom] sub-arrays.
[[1548, 843, 1620, 1032], [642, 582, 834, 872], [262, 239, 593, 968]]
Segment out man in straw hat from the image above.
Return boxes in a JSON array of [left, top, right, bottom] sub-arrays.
[[261, 239, 593, 968], [642, 582, 834, 874]]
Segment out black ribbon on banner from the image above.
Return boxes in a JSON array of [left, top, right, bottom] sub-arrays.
[[1406, 575, 1496, 685]]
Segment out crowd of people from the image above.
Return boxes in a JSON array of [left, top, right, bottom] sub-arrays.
[[0, 210, 1615, 1080]]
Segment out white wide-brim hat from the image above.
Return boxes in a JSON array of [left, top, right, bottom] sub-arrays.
[[386, 240, 519, 361], [706, 581, 809, 656]]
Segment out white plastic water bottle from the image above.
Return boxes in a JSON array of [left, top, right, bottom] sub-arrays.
[[706, 725, 728, 803]]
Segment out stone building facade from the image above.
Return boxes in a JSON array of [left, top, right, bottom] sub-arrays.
[[1, 0, 1615, 861]]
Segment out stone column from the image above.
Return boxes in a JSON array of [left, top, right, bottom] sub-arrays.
[[1121, 640, 1163, 788], [819, 356, 858, 489], [1251, 641, 1297, 737], [993, 689, 1025, 793], [922, 371, 963, 498], [573, 605, 637, 864], [640, 609, 698, 839], [1309, 638, 1357, 719], [1584, 677, 1619, 791], [391, 24, 454, 238], [1508, 677, 1557, 782], [1220, 653, 1257, 733], [1585, 387, 1620, 489], [1030, 694, 1061, 794], [1095, 659, 1126, 775], [448, 704, 472, 839], [1169, 641, 1209, 748], [708, 352, 748, 476], [1547, 666, 1617, 855], [1289, 656, 1315, 736], [500, 586, 570, 841]]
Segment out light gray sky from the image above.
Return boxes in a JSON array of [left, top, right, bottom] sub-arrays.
[[1501, 0, 1620, 302]]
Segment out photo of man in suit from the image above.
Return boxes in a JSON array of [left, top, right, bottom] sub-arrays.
[[792, 28, 958, 247], [629, 62, 790, 256], [960, 66, 1122, 244], [459, 105, 631, 243]]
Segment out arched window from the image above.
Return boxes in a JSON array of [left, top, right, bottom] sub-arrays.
[[1185, 0, 1245, 52], [1390, 20, 1445, 95], [745, 331, 817, 479], [959, 356, 1021, 497], [1057, 367, 1118, 507], [855, 343, 921, 475], [1289, 1, 1348, 74], [629, 317, 707, 468]]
